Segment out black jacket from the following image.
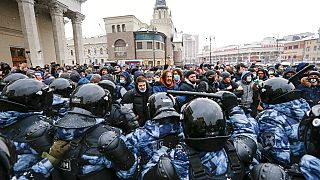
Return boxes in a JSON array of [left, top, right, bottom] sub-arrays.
[[179, 80, 197, 104], [121, 83, 152, 126]]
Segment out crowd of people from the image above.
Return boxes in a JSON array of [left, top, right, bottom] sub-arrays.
[[0, 60, 319, 179]]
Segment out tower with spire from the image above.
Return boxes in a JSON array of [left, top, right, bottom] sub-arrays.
[[151, 0, 175, 64]]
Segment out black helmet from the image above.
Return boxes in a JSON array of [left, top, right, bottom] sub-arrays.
[[148, 92, 180, 120], [49, 78, 74, 98], [98, 80, 116, 100], [299, 105, 320, 159], [259, 77, 302, 104], [1, 79, 53, 111], [3, 73, 28, 84], [182, 98, 229, 152], [250, 163, 290, 180], [0, 62, 11, 77], [70, 84, 112, 117]]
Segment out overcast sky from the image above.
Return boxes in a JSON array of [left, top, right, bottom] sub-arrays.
[[65, 0, 320, 48]]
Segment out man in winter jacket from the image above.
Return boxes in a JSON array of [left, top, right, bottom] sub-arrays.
[[297, 71, 320, 107], [178, 70, 198, 104], [118, 71, 133, 91], [237, 71, 258, 110], [121, 76, 152, 126]]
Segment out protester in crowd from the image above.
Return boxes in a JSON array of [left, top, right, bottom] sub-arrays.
[[113, 64, 122, 83], [118, 71, 133, 91], [218, 72, 243, 96], [198, 70, 219, 93], [297, 71, 320, 107], [178, 70, 198, 104], [121, 76, 152, 126], [172, 68, 184, 86], [283, 68, 296, 79], [233, 63, 247, 82], [145, 72, 154, 88], [257, 68, 268, 81], [237, 71, 258, 111], [152, 70, 179, 93]]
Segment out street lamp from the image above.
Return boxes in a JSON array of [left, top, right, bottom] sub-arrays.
[[317, 27, 320, 64], [206, 36, 215, 64]]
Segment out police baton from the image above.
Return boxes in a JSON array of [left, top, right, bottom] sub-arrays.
[[166, 90, 242, 102]]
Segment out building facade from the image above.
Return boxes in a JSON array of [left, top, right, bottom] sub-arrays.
[[199, 38, 284, 65], [0, 0, 86, 67], [103, 0, 183, 66], [182, 34, 199, 65], [66, 35, 108, 65]]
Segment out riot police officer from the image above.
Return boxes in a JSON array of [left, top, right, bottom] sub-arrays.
[[142, 92, 258, 179], [257, 77, 310, 167], [299, 104, 320, 179], [99, 80, 139, 134], [26, 84, 138, 179], [126, 92, 182, 167], [0, 79, 54, 178], [0, 134, 17, 180], [0, 73, 28, 93], [49, 78, 74, 119]]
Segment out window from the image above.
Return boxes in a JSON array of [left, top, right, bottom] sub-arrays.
[[100, 48, 103, 55], [293, 55, 296, 59], [112, 25, 116, 33], [161, 43, 164, 50], [94, 48, 97, 55], [313, 58, 316, 61], [306, 47, 310, 51], [293, 45, 299, 49], [157, 61, 161, 65], [71, 50, 73, 56], [314, 46, 317, 51], [88, 49, 91, 54], [156, 42, 160, 49], [288, 56, 291, 59], [95, 59, 98, 64], [288, 46, 292, 50], [117, 25, 121, 32], [306, 55, 309, 59], [147, 42, 153, 49], [284, 47, 287, 50], [122, 24, 126, 32], [114, 39, 127, 58], [101, 59, 104, 64], [137, 42, 143, 49]]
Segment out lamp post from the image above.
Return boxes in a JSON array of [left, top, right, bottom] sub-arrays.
[[206, 36, 214, 64], [317, 27, 320, 64]]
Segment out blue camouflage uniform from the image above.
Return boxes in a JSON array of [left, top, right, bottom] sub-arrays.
[[51, 95, 70, 121], [257, 98, 310, 166], [299, 155, 320, 180], [141, 106, 258, 179], [0, 111, 42, 178], [126, 119, 183, 166], [24, 118, 138, 179]]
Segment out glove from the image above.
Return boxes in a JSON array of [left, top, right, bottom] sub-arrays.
[[42, 140, 71, 166], [221, 92, 238, 111]]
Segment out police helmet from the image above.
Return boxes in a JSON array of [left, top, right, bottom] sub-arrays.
[[250, 163, 290, 180], [70, 84, 112, 117], [49, 78, 74, 98], [182, 98, 229, 152], [299, 104, 320, 159], [1, 79, 53, 111], [3, 73, 28, 84], [148, 92, 180, 120], [98, 80, 116, 100], [259, 77, 302, 104]]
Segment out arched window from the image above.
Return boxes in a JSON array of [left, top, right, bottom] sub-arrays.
[[122, 24, 126, 32], [117, 25, 121, 32], [114, 39, 127, 58], [100, 48, 103, 55], [70, 50, 73, 56], [112, 25, 116, 33]]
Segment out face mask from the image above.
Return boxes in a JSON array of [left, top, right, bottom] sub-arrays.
[[246, 76, 252, 82], [207, 78, 214, 83], [120, 80, 126, 84], [147, 80, 153, 83], [174, 75, 180, 81], [310, 78, 318, 83], [139, 88, 146, 93]]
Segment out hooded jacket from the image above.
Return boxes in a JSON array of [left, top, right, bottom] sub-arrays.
[[237, 71, 255, 108], [118, 71, 133, 91], [152, 77, 179, 93], [257, 98, 310, 166]]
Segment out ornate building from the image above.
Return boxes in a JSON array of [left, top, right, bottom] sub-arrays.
[[0, 0, 86, 67]]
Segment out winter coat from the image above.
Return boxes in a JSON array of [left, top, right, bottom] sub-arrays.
[[121, 84, 152, 126], [297, 77, 320, 107]]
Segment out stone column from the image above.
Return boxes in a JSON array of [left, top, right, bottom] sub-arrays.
[[70, 12, 85, 65], [16, 0, 43, 67], [50, 2, 67, 65]]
